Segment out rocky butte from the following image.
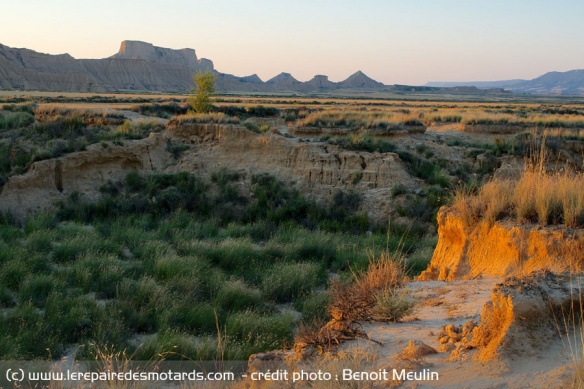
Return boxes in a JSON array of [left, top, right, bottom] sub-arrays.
[[0, 40, 213, 92]]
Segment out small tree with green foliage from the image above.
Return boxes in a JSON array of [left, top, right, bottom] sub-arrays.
[[189, 71, 216, 113]]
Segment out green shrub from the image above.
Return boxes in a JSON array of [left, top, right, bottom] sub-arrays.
[[2, 103, 36, 115], [326, 135, 397, 153], [0, 286, 15, 308], [243, 120, 261, 133], [261, 262, 325, 303], [226, 311, 295, 349], [0, 260, 30, 290], [203, 238, 261, 273], [115, 277, 169, 333], [44, 293, 102, 343], [131, 103, 187, 118], [0, 302, 61, 359], [373, 288, 415, 322], [245, 105, 281, 117], [134, 331, 220, 361], [214, 279, 262, 311], [0, 112, 35, 130], [294, 291, 329, 322], [391, 183, 409, 197], [155, 253, 207, 279], [163, 303, 218, 335], [211, 167, 240, 186], [19, 274, 64, 308], [292, 239, 337, 264], [166, 139, 190, 159]]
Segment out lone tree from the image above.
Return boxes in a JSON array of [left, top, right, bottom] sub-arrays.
[[189, 71, 216, 113]]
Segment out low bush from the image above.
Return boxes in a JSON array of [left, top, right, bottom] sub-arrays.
[[372, 288, 415, 322], [328, 250, 407, 322], [2, 103, 37, 115], [226, 310, 295, 350], [130, 103, 187, 118], [261, 262, 325, 303], [166, 139, 190, 159], [294, 291, 329, 323], [325, 134, 397, 153], [0, 112, 35, 131], [215, 279, 263, 311], [19, 274, 64, 308], [242, 120, 261, 133]]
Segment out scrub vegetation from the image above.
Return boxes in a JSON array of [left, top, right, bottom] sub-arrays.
[[0, 170, 425, 361]]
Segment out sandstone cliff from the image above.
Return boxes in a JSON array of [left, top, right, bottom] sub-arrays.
[[418, 208, 584, 281]]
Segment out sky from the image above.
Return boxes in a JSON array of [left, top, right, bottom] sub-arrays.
[[2, 0, 584, 85]]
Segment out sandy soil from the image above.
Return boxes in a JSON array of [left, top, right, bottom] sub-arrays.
[[340, 277, 577, 389]]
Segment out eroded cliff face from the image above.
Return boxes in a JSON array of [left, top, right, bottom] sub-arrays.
[[418, 208, 584, 281], [0, 122, 418, 223], [166, 122, 418, 224], [0, 41, 214, 92], [0, 133, 171, 221]]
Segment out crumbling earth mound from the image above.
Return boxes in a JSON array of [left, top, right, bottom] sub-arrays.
[[472, 271, 582, 361]]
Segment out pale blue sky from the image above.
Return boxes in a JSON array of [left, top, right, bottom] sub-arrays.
[[2, 0, 583, 84]]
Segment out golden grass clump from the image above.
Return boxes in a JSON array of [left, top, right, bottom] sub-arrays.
[[451, 167, 584, 229], [169, 112, 240, 125], [327, 250, 409, 323], [296, 109, 422, 130], [353, 250, 406, 296], [512, 170, 537, 223], [480, 179, 512, 225], [451, 186, 483, 227], [35, 104, 112, 119]]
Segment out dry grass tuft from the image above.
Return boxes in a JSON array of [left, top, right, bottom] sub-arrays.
[[35, 104, 119, 119], [451, 186, 482, 227], [353, 250, 406, 296], [293, 251, 410, 355], [480, 179, 513, 225], [327, 250, 408, 323], [168, 112, 240, 125], [451, 167, 584, 228]]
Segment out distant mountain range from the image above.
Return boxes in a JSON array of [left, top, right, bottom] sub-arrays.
[[0, 40, 395, 93], [426, 69, 584, 95], [0, 40, 581, 95]]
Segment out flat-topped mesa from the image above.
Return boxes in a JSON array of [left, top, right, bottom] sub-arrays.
[[111, 40, 214, 71]]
